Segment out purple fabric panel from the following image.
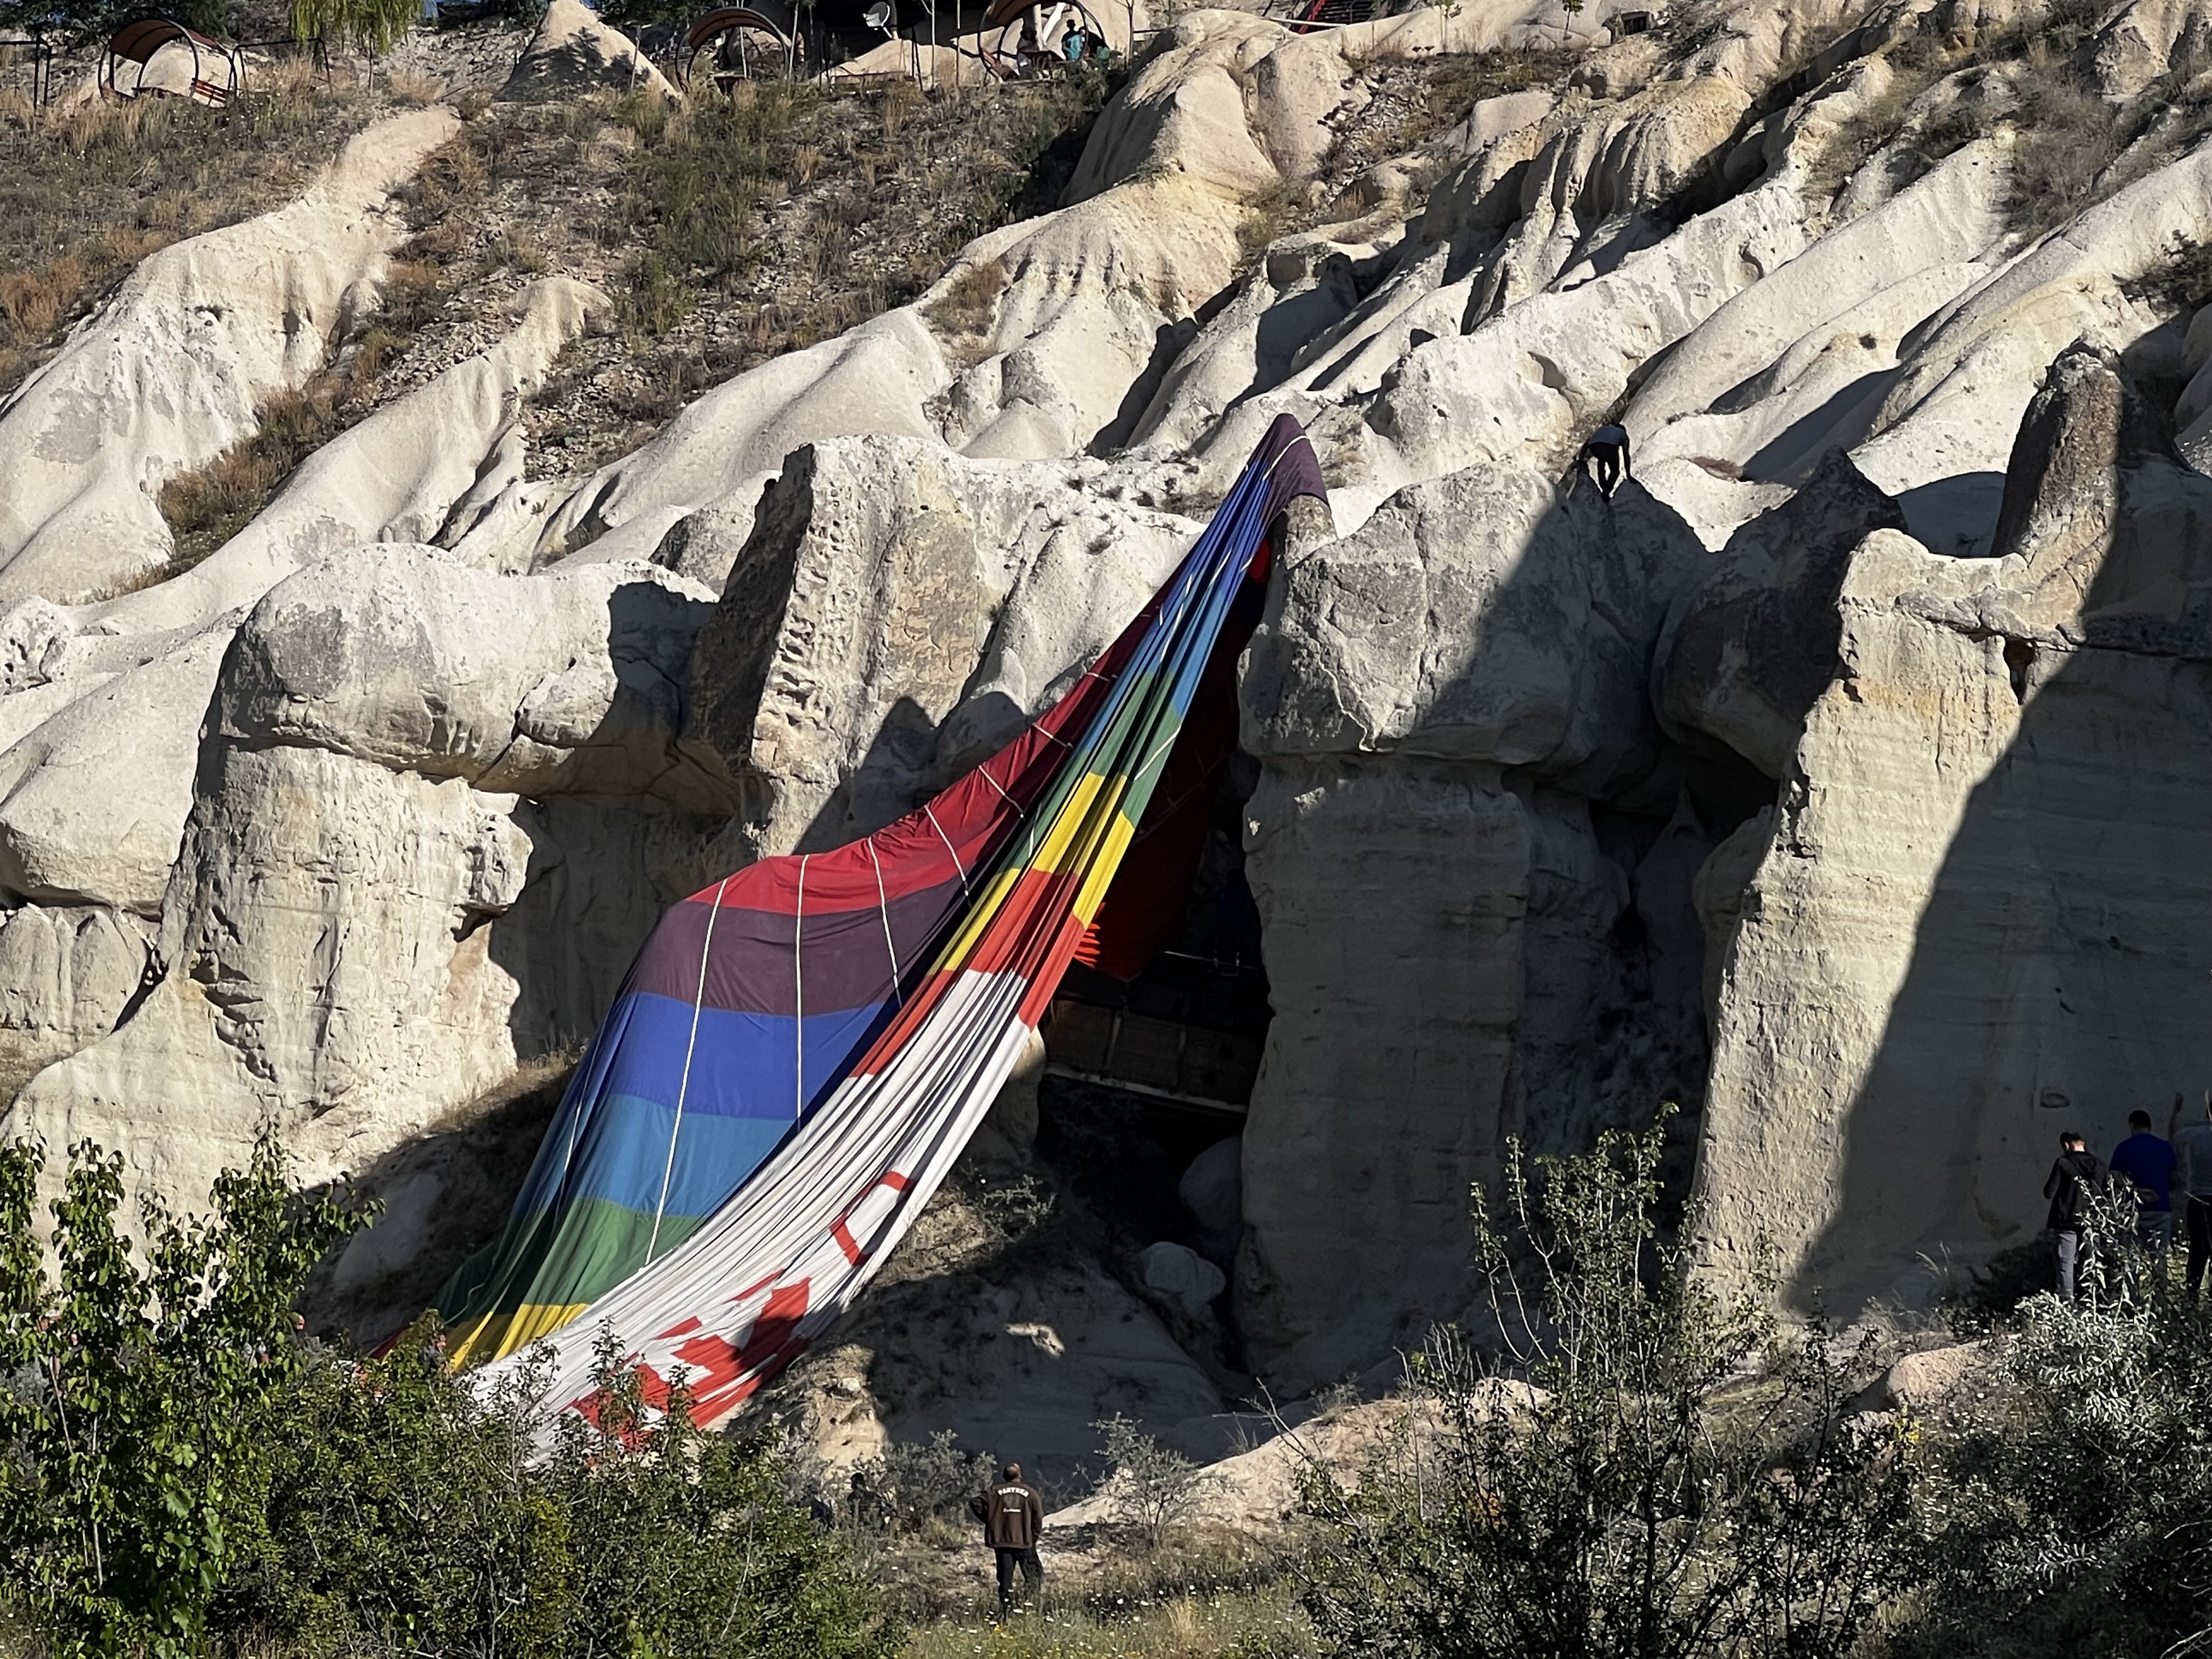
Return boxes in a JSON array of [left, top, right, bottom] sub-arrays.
[[630, 873, 966, 1017], [1255, 414, 1327, 525]]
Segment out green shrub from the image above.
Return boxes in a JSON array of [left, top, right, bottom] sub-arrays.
[[876, 1428, 997, 1531], [215, 1326, 896, 1659], [0, 1135, 891, 1659], [290, 0, 418, 54], [1093, 1414, 1202, 1552], [1296, 1111, 1917, 1659], [0, 1135, 370, 1657], [1892, 1189, 2212, 1657]]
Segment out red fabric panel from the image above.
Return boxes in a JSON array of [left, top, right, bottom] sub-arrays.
[[679, 581, 1164, 917]]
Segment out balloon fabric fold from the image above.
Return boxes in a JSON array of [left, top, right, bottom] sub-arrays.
[[436, 415, 1326, 1427]]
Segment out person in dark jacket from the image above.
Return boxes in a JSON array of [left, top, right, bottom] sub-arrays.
[[2044, 1130, 2108, 1302], [969, 1462, 1044, 1609], [1580, 423, 1630, 497]]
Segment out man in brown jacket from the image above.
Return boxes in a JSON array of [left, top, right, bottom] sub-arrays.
[[969, 1462, 1044, 1609]]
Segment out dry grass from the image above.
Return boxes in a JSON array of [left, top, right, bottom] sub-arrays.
[[928, 258, 1007, 338], [144, 69, 1119, 555], [1802, 52, 1973, 201], [1258, 47, 1581, 262], [562, 69, 1113, 432], [901, 1558, 1316, 1659], [2007, 67, 2124, 230], [154, 262, 438, 570], [1417, 46, 1577, 131], [1804, 0, 2212, 235], [0, 66, 373, 401]]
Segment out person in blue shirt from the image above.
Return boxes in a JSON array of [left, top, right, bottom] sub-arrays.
[[2112, 1108, 2177, 1269]]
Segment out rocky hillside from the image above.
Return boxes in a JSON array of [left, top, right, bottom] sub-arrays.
[[3, 0, 2210, 1476]]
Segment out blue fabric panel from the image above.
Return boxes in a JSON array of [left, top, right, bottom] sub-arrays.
[[546, 1093, 795, 1221], [589, 990, 892, 1119], [504, 990, 891, 1225]]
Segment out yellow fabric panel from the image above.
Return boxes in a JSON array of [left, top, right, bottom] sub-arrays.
[[446, 1300, 591, 1367], [933, 866, 1024, 972], [1069, 808, 1141, 926], [1029, 770, 1125, 876]]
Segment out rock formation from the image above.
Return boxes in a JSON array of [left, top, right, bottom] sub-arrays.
[[1695, 345, 2212, 1312], [7, 0, 2212, 1449], [500, 0, 680, 104], [0, 109, 461, 603]]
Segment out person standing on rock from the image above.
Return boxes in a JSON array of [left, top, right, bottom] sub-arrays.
[[1581, 423, 1631, 498], [2043, 1130, 2107, 1302], [2111, 1108, 2177, 1269], [970, 1462, 1044, 1611], [2171, 1091, 2212, 1296]]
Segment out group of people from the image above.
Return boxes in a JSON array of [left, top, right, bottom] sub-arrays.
[[1011, 19, 1109, 74], [2042, 1091, 2212, 1299]]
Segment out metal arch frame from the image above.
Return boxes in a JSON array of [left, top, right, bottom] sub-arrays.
[[680, 4, 805, 91], [99, 15, 245, 105]]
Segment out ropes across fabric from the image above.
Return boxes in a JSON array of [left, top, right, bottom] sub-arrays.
[[438, 415, 1325, 1425]]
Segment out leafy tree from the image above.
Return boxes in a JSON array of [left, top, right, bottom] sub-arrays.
[[0, 1134, 369, 1657], [597, 0, 690, 36], [0, 0, 230, 49], [212, 1318, 580, 1658], [217, 1322, 895, 1659], [0, 1134, 889, 1659], [289, 0, 416, 55], [846, 1426, 997, 1533], [548, 1331, 892, 1659], [0, 0, 103, 48], [1296, 1111, 1916, 1659]]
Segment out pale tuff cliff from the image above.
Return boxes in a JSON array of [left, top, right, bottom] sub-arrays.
[[4, 0, 2212, 1427]]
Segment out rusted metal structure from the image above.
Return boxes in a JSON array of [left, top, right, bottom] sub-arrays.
[[99, 16, 244, 106], [0, 32, 55, 105], [1041, 952, 1270, 1115], [1256, 0, 1409, 30], [681, 2, 805, 87], [679, 0, 1115, 89]]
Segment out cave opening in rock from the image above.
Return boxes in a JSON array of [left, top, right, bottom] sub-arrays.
[[1026, 746, 1269, 1374]]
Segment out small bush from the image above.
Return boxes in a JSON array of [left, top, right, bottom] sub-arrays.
[[1297, 1110, 1917, 1659], [222, 1328, 895, 1659], [1891, 1207, 2212, 1656], [872, 1429, 998, 1531], [1095, 1414, 1203, 1552], [2006, 74, 2120, 235], [1935, 1237, 2055, 1336], [0, 1134, 371, 1657]]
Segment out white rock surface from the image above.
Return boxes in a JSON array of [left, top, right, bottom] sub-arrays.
[[500, 0, 680, 103], [19, 0, 2212, 1417], [0, 109, 461, 604], [1696, 348, 2212, 1311], [684, 437, 1200, 863], [2, 547, 727, 1211], [1235, 475, 1718, 1387], [1140, 1240, 1229, 1317]]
